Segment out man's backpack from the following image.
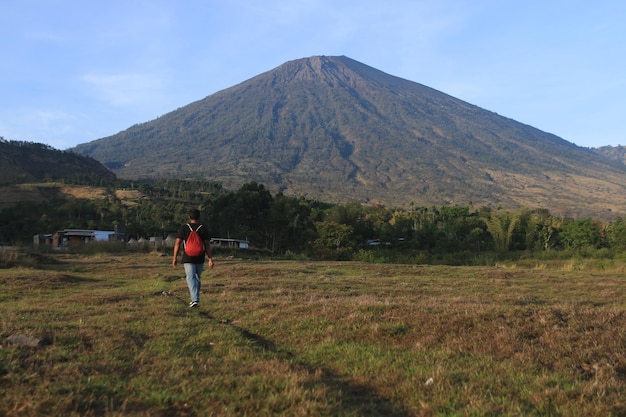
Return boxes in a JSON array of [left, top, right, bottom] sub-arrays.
[[184, 224, 205, 256]]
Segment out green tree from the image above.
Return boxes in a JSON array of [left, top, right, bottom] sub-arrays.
[[326, 202, 374, 244], [532, 209, 561, 251], [388, 210, 414, 241], [559, 218, 601, 250], [607, 217, 626, 251], [482, 209, 521, 252], [433, 205, 484, 252], [267, 193, 315, 253], [311, 221, 355, 259], [203, 182, 273, 247]]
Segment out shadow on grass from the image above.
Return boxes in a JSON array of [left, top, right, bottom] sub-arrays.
[[58, 274, 102, 283], [189, 303, 411, 416]]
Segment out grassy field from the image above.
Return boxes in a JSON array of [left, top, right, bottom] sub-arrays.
[[2, 251, 626, 416]]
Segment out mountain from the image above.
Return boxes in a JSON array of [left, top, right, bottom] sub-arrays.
[[72, 55, 626, 219], [0, 139, 116, 185], [594, 145, 626, 165]]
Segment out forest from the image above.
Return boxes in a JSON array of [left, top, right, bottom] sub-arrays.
[[2, 178, 626, 264]]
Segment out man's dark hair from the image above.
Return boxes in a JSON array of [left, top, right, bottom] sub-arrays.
[[188, 209, 201, 220]]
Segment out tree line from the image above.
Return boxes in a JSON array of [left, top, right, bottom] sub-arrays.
[[2, 179, 626, 263]]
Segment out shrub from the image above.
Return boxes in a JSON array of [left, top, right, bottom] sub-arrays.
[[0, 247, 20, 268]]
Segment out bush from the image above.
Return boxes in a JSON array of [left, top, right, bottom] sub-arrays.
[[0, 247, 20, 268], [353, 249, 390, 263]]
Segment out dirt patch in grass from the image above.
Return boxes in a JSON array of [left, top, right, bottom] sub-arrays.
[[57, 185, 107, 199]]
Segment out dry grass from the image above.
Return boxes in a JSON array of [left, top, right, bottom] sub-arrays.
[[2, 253, 626, 416], [114, 189, 145, 206], [0, 183, 145, 209]]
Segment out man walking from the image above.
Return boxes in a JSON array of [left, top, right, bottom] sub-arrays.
[[172, 209, 214, 307]]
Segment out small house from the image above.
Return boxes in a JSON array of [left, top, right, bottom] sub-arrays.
[[52, 229, 95, 248], [210, 238, 250, 249]]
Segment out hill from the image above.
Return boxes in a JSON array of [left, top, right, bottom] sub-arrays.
[[0, 139, 117, 209], [0, 139, 116, 185], [71, 56, 626, 219]]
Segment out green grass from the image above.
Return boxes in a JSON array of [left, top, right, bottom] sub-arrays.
[[2, 252, 626, 416]]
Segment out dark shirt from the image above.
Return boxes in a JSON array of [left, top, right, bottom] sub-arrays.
[[176, 223, 211, 264]]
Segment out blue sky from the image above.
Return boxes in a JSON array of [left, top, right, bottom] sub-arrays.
[[1, 0, 624, 150]]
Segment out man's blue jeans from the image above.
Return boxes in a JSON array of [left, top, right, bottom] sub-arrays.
[[183, 262, 204, 302]]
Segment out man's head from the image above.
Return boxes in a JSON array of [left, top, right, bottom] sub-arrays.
[[188, 209, 201, 221]]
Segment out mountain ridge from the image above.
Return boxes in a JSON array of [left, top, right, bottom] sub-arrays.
[[72, 55, 626, 219]]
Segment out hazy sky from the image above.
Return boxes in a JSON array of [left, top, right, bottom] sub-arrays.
[[2, 0, 624, 150]]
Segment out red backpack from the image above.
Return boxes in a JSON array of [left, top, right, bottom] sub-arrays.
[[184, 224, 205, 256]]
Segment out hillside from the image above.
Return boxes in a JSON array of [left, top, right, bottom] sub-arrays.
[[0, 139, 116, 185], [0, 139, 117, 209], [72, 56, 626, 219]]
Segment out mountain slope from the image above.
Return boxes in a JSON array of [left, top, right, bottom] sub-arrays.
[[72, 56, 626, 219]]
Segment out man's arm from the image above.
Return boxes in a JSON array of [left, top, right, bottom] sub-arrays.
[[205, 240, 214, 268], [172, 238, 182, 267]]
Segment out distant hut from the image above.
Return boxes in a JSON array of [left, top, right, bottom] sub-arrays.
[[52, 229, 95, 248], [164, 234, 177, 247], [210, 238, 250, 249]]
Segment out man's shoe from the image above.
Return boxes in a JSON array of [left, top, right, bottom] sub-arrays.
[[189, 301, 198, 308]]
